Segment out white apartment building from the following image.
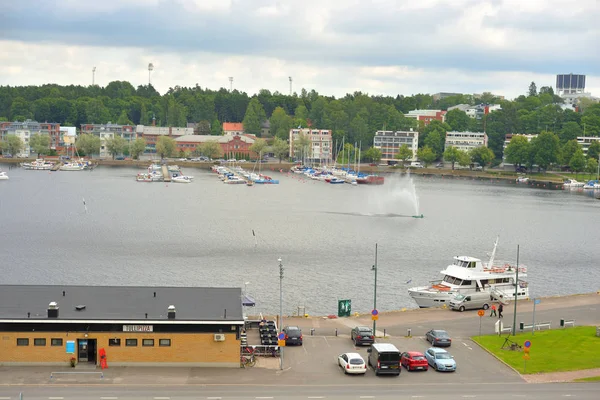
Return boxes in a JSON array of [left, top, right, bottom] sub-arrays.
[[577, 136, 600, 157], [373, 130, 419, 162], [445, 131, 488, 152], [288, 128, 332, 163], [447, 104, 502, 119]]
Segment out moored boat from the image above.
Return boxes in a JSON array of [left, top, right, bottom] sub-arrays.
[[0, 171, 9, 180], [21, 159, 54, 170]]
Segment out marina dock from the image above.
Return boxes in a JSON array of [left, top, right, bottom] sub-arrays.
[[162, 165, 171, 182]]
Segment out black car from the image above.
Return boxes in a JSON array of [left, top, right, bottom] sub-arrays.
[[350, 326, 375, 346], [425, 329, 452, 347], [283, 326, 303, 346]]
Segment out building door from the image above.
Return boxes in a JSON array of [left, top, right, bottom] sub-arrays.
[[77, 339, 88, 362], [87, 339, 97, 364]]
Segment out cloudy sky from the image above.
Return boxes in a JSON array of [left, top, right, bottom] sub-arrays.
[[2, 0, 599, 100]]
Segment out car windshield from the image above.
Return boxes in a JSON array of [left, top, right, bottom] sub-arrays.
[[286, 328, 300, 336], [413, 356, 425, 360], [358, 328, 372, 334], [435, 353, 452, 359], [454, 294, 465, 301], [349, 358, 364, 365], [433, 331, 449, 338]]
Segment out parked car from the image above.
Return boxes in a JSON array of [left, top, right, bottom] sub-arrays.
[[425, 329, 452, 347], [115, 156, 125, 160], [282, 326, 303, 346], [367, 343, 401, 376], [350, 326, 375, 346], [400, 351, 428, 371], [337, 352, 367, 375], [409, 161, 424, 168], [424, 347, 456, 372], [435, 162, 444, 169]]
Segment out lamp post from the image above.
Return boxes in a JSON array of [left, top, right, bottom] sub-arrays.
[[278, 257, 284, 370], [511, 245, 520, 336], [372, 243, 378, 334]]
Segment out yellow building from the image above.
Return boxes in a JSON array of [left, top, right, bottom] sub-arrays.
[[0, 285, 244, 367]]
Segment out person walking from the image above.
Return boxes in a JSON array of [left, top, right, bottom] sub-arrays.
[[490, 303, 497, 317], [498, 303, 504, 318]]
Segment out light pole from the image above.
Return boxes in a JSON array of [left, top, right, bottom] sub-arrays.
[[511, 245, 520, 336], [278, 257, 284, 370], [229, 77, 233, 92], [371, 243, 378, 334], [92, 67, 96, 86], [148, 63, 154, 85], [289, 76, 293, 96]]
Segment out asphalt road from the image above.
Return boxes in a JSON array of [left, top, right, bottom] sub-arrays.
[[1, 382, 599, 399]]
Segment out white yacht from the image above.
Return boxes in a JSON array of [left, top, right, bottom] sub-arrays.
[[563, 179, 585, 188], [21, 159, 54, 170], [60, 162, 85, 171], [0, 171, 9, 180], [408, 238, 529, 308]]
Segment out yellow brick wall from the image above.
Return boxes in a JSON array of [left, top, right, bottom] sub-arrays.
[[0, 331, 239, 366]]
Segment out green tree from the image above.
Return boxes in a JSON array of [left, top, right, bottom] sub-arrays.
[[445, 109, 470, 132], [363, 147, 382, 162], [4, 134, 24, 156], [105, 136, 128, 159], [29, 134, 51, 157], [443, 146, 461, 170], [242, 98, 267, 136], [130, 138, 147, 159], [559, 121, 582, 143], [198, 140, 222, 160], [587, 141, 600, 161], [528, 82, 537, 97], [196, 120, 211, 135], [569, 148, 586, 178], [10, 97, 32, 120], [249, 138, 268, 160], [560, 140, 581, 166], [271, 137, 290, 163], [75, 134, 101, 157], [211, 119, 223, 135], [140, 103, 150, 125], [417, 146, 436, 167], [395, 144, 413, 165], [585, 157, 598, 177], [270, 107, 293, 140], [504, 135, 530, 169], [155, 136, 177, 159], [293, 133, 311, 161], [117, 110, 132, 125], [458, 150, 472, 168], [469, 146, 495, 170], [530, 131, 560, 172], [424, 130, 444, 158]]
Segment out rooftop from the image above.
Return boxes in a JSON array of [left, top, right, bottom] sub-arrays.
[[223, 122, 244, 131], [0, 285, 243, 323]]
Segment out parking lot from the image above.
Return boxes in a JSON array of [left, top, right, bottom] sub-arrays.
[[281, 333, 523, 384]]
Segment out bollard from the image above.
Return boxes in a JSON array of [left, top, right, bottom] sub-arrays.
[[383, 328, 386, 338], [560, 319, 565, 327], [519, 322, 524, 331], [407, 328, 411, 337], [335, 328, 338, 336], [310, 328, 315, 336]]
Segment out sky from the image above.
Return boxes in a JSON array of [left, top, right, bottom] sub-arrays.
[[1, 0, 599, 101]]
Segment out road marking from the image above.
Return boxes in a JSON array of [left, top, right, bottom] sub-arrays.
[[360, 397, 375, 399], [463, 396, 476, 398], [0, 397, 11, 399], [49, 398, 64, 400], [412, 397, 424, 398], [462, 342, 473, 350], [101, 398, 119, 400], [256, 397, 274, 399], [307, 397, 324, 399], [207, 398, 222, 400], [323, 337, 330, 347], [153, 398, 170, 400]]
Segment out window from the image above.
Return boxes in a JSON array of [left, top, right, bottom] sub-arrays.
[[109, 338, 121, 346], [17, 338, 29, 346], [34, 338, 46, 346], [159, 339, 171, 347], [51, 338, 63, 346], [142, 339, 154, 347], [125, 339, 138, 347]]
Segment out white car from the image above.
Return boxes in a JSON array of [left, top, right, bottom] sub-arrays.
[[337, 352, 367, 375]]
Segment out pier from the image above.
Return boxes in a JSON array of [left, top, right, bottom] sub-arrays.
[[161, 165, 171, 182]]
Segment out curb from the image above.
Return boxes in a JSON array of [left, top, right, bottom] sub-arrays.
[[469, 337, 526, 381]]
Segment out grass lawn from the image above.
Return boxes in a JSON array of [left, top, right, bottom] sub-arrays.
[[472, 326, 600, 374], [575, 376, 600, 382]]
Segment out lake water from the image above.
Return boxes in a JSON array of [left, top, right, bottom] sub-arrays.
[[1, 164, 599, 316]]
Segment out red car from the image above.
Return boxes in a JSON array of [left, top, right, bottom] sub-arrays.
[[401, 351, 429, 371]]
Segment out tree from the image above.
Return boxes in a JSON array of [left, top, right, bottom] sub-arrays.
[[469, 146, 495, 170], [198, 140, 222, 160], [75, 134, 101, 158], [445, 109, 471, 132], [587, 141, 600, 161], [458, 150, 471, 168], [443, 146, 461, 170], [156, 136, 177, 159], [504, 135, 530, 169], [363, 147, 382, 162], [293, 133, 311, 161], [395, 144, 413, 165], [271, 137, 290, 163], [130, 138, 147, 159], [530, 131, 560, 171], [270, 107, 293, 140], [196, 120, 211, 135], [560, 140, 581, 166], [528, 82, 537, 97], [416, 146, 436, 167], [211, 119, 223, 135], [117, 110, 132, 125], [559, 121, 582, 143], [585, 157, 598, 176], [242, 98, 267, 136], [105, 136, 128, 159], [249, 138, 268, 160], [569, 148, 586, 178], [4, 134, 24, 156], [424, 130, 443, 158], [29, 134, 51, 157]]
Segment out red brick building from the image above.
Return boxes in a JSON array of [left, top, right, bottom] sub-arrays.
[[404, 110, 447, 126], [175, 134, 257, 159]]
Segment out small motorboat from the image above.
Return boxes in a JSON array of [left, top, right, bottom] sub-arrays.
[[563, 179, 584, 188], [0, 171, 9, 180], [171, 176, 192, 184]]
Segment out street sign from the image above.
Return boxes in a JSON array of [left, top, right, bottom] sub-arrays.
[[477, 310, 485, 317], [524, 340, 531, 348], [371, 309, 379, 316], [371, 315, 379, 321], [338, 299, 351, 317], [278, 339, 286, 347], [523, 354, 530, 360], [534, 299, 541, 305]]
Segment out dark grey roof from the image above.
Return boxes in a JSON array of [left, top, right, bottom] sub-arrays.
[[0, 285, 243, 323]]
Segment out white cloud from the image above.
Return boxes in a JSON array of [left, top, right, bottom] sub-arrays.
[[1, 0, 599, 101]]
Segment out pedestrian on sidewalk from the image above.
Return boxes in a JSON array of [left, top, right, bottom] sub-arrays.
[[490, 303, 497, 317], [498, 303, 504, 318]]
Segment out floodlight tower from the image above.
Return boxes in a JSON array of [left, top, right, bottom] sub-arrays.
[[148, 63, 154, 85], [229, 77, 233, 92], [289, 76, 293, 96], [92, 67, 96, 86]]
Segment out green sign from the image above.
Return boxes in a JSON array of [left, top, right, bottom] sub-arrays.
[[338, 299, 351, 317]]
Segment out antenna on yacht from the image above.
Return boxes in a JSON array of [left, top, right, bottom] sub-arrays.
[[488, 236, 499, 267], [82, 197, 88, 214], [252, 229, 257, 248]]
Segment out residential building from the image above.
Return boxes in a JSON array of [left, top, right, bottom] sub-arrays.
[[0, 285, 244, 367], [136, 125, 193, 154], [577, 136, 600, 157], [223, 123, 244, 135], [288, 128, 332, 163], [404, 110, 446, 126], [447, 103, 502, 119], [80, 123, 136, 158], [556, 74, 599, 106], [445, 131, 488, 152], [260, 121, 271, 137], [0, 120, 61, 156], [175, 134, 257, 158], [373, 130, 419, 162], [59, 127, 77, 157], [502, 133, 537, 164]]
